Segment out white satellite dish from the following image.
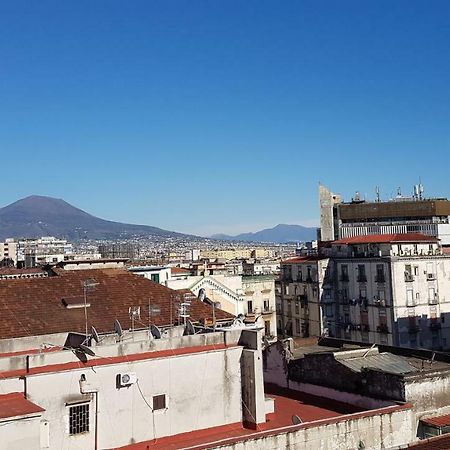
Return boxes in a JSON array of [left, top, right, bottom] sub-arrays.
[[292, 415, 302, 425], [150, 324, 161, 339], [91, 326, 100, 344], [114, 319, 123, 338], [185, 319, 195, 335]]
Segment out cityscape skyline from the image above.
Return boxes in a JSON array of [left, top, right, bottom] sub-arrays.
[[1, 1, 450, 235]]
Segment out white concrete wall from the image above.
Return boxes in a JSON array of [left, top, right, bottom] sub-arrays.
[[0, 415, 42, 450], [7, 346, 243, 449], [209, 406, 413, 450]]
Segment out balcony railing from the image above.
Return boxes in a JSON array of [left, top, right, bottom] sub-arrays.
[[357, 275, 367, 283], [429, 295, 439, 305], [430, 321, 441, 331], [377, 324, 389, 334], [340, 275, 349, 282], [404, 273, 414, 282], [375, 275, 386, 283]]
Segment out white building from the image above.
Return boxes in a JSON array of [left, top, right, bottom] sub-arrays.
[[167, 273, 278, 339], [330, 233, 450, 350], [277, 256, 331, 339]]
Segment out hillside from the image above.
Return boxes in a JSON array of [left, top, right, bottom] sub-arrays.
[[211, 224, 317, 243], [0, 196, 187, 240]]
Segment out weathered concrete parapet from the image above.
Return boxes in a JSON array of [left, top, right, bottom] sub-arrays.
[[239, 330, 266, 428]]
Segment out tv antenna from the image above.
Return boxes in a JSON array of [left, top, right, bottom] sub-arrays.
[[129, 306, 141, 338], [82, 279, 99, 338]]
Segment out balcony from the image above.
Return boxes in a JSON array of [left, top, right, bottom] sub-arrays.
[[377, 324, 389, 334], [375, 275, 386, 283], [373, 298, 387, 307], [340, 275, 349, 282], [404, 273, 414, 282], [429, 295, 439, 305], [262, 306, 275, 315], [357, 275, 367, 283], [430, 321, 441, 331]]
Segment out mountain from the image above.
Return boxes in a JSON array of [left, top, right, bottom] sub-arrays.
[[211, 224, 317, 243], [0, 196, 188, 240]]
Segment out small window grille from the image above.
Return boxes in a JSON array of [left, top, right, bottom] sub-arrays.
[[153, 394, 166, 411], [69, 403, 90, 435]]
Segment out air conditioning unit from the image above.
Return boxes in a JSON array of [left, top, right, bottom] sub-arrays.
[[116, 372, 137, 388]]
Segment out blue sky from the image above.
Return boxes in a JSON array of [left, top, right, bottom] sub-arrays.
[[1, 1, 450, 235]]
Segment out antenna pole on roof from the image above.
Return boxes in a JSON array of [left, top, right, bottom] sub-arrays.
[[83, 279, 99, 338]]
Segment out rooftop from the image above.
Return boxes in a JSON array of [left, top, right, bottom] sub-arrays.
[[111, 383, 400, 450], [0, 392, 44, 420], [0, 268, 233, 340], [333, 232, 438, 245], [420, 413, 450, 428]]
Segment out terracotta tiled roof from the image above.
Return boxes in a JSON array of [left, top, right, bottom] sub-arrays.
[[0, 268, 233, 340], [281, 256, 327, 264], [408, 433, 450, 449], [333, 233, 438, 245], [0, 392, 44, 419], [171, 267, 191, 274], [421, 414, 450, 428]]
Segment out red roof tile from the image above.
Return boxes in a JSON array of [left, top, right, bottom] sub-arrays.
[[421, 414, 450, 428], [333, 233, 438, 245], [0, 392, 44, 419], [281, 256, 327, 264], [0, 268, 233, 340], [408, 433, 450, 449], [171, 267, 191, 274]]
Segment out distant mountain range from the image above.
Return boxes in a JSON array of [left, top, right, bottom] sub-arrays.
[[211, 224, 317, 243], [0, 196, 188, 241]]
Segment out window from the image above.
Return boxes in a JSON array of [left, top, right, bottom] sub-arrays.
[[151, 273, 160, 283], [295, 318, 301, 334], [295, 301, 299, 315], [376, 264, 385, 282], [357, 265, 366, 282], [247, 300, 253, 313], [69, 402, 90, 435], [153, 394, 166, 411], [341, 265, 349, 281], [406, 289, 414, 306], [263, 299, 270, 311]]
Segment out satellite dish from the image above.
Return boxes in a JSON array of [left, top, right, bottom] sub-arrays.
[[114, 319, 123, 338], [292, 415, 302, 425], [198, 288, 206, 302], [185, 319, 195, 335], [150, 324, 161, 339], [79, 344, 96, 357], [91, 326, 100, 344]]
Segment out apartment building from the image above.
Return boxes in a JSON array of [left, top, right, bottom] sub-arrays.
[[166, 272, 278, 339], [319, 184, 450, 245], [277, 256, 331, 339], [329, 233, 450, 350]]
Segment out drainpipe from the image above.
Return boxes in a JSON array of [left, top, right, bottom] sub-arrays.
[[79, 374, 99, 450]]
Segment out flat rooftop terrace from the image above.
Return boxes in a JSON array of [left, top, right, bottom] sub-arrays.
[[113, 384, 372, 450]]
